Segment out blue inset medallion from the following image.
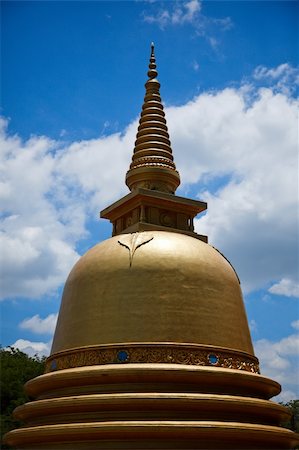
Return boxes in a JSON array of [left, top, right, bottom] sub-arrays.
[[208, 354, 219, 365], [117, 350, 129, 363], [50, 360, 58, 371]]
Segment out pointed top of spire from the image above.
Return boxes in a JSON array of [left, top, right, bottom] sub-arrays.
[[148, 42, 158, 80], [125, 43, 180, 194]]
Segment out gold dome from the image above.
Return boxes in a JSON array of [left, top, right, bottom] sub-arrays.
[[51, 231, 253, 357]]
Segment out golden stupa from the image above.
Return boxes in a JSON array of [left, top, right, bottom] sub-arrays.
[[5, 44, 299, 450]]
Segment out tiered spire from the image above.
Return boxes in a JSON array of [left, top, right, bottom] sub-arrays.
[[126, 43, 180, 194]]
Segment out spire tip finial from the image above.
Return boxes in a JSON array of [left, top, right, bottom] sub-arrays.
[[148, 42, 157, 79], [150, 42, 155, 58]]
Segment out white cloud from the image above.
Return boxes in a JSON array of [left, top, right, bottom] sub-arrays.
[[208, 36, 218, 49], [253, 63, 299, 95], [0, 117, 133, 300], [192, 60, 200, 71], [253, 63, 298, 81], [269, 278, 299, 298], [142, 0, 232, 43], [9, 338, 51, 358], [173, 0, 201, 24], [19, 313, 58, 335], [249, 319, 257, 333], [0, 120, 82, 299], [55, 127, 134, 210], [143, 8, 169, 28], [143, 0, 201, 28], [59, 129, 67, 137], [255, 333, 299, 400], [292, 320, 299, 331], [179, 87, 298, 293]]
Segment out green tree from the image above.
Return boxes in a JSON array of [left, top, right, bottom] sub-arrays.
[[281, 400, 299, 433], [0, 347, 46, 449]]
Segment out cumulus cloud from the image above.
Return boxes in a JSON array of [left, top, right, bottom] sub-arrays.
[[55, 126, 134, 211], [253, 63, 298, 81], [255, 332, 299, 400], [19, 313, 58, 335], [249, 319, 257, 333], [9, 338, 51, 358], [253, 63, 299, 95], [269, 278, 299, 298], [291, 320, 299, 331], [143, 0, 201, 28], [0, 121, 82, 299], [184, 87, 298, 293], [142, 0, 232, 42], [172, 0, 201, 25], [0, 118, 133, 300]]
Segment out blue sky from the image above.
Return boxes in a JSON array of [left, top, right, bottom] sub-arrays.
[[1, 1, 298, 401]]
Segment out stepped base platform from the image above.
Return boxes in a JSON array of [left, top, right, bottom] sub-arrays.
[[5, 364, 299, 449]]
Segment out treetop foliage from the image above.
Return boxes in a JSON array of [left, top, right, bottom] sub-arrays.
[[0, 346, 46, 449]]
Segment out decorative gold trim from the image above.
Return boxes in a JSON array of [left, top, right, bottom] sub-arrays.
[[45, 344, 259, 374]]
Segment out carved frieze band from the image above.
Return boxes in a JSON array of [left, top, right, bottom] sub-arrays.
[[45, 344, 260, 374]]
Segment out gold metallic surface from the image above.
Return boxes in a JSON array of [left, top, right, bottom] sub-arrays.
[[23, 364, 282, 399], [5, 363, 298, 449], [125, 44, 180, 193], [14, 393, 289, 425], [51, 231, 253, 355], [6, 421, 299, 449]]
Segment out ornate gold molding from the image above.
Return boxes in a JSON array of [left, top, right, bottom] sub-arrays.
[[45, 344, 259, 374]]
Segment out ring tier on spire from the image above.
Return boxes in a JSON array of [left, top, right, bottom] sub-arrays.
[[126, 43, 180, 194]]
